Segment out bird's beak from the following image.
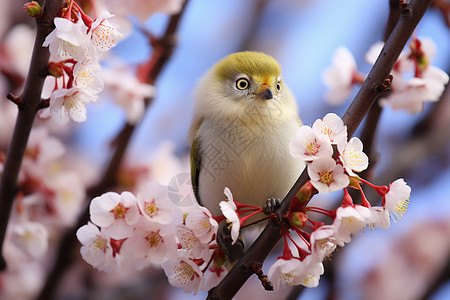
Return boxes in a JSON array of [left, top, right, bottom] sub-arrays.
[[258, 86, 273, 100]]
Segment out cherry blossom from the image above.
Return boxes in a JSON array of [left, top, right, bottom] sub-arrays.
[[366, 37, 449, 114], [137, 182, 183, 225], [312, 113, 348, 153], [122, 219, 178, 268], [176, 224, 208, 259], [89, 11, 123, 52], [101, 66, 155, 124], [341, 137, 369, 176], [332, 206, 368, 246], [323, 46, 364, 105], [76, 222, 119, 273], [289, 125, 333, 161], [48, 87, 97, 124], [268, 255, 324, 289], [43, 18, 89, 61], [307, 156, 349, 193], [73, 58, 104, 95], [10, 221, 49, 259], [99, 0, 186, 22], [268, 257, 305, 289], [45, 171, 86, 226], [185, 205, 218, 244], [310, 225, 337, 261], [219, 187, 240, 245], [89, 191, 140, 239], [383, 179, 411, 222], [162, 252, 204, 295]]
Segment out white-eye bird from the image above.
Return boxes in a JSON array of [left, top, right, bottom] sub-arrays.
[[189, 51, 305, 222]]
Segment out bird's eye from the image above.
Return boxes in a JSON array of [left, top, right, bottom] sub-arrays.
[[236, 78, 250, 90], [276, 82, 281, 91]]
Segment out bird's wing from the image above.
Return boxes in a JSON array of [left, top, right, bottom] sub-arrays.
[[190, 118, 203, 205]]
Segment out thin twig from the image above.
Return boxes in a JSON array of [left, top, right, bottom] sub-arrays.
[[207, 1, 433, 299], [358, 0, 404, 180], [36, 2, 190, 299], [0, 0, 65, 270]]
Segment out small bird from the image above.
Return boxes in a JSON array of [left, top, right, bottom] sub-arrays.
[[189, 51, 305, 227]]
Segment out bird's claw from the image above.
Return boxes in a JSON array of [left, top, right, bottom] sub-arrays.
[[263, 197, 281, 215]]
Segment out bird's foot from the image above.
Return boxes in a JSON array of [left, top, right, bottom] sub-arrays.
[[263, 197, 281, 215]]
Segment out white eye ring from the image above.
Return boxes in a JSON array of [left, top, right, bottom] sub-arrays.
[[236, 77, 250, 90]]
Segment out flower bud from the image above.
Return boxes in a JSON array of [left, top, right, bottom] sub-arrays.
[[23, 1, 42, 18], [290, 181, 315, 211], [47, 62, 64, 78], [287, 211, 307, 229]]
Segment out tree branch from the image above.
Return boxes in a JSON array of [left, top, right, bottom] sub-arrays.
[[0, 0, 65, 271], [36, 2, 190, 299], [207, 0, 433, 299]]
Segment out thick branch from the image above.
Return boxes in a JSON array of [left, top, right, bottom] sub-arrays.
[[36, 2, 190, 299], [207, 0, 433, 299], [0, 0, 65, 270]]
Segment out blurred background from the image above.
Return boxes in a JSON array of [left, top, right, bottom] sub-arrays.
[[0, 0, 449, 299]]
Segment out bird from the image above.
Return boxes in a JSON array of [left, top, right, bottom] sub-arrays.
[[189, 51, 305, 248]]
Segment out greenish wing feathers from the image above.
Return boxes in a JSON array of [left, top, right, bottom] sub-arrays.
[[190, 135, 202, 206]]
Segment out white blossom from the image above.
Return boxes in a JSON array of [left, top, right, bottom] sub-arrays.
[[308, 156, 349, 193], [383, 178, 411, 222], [185, 205, 218, 244], [219, 187, 240, 245], [10, 221, 49, 258], [43, 18, 89, 61], [89, 191, 140, 239], [289, 125, 333, 161], [89, 11, 123, 52], [341, 137, 369, 176], [122, 219, 178, 268], [137, 182, 183, 225], [73, 58, 104, 95], [312, 113, 348, 153], [162, 252, 203, 296], [76, 222, 119, 273], [323, 46, 359, 105], [49, 87, 97, 124]]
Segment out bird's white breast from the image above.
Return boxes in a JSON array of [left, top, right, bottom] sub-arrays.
[[197, 115, 305, 216]]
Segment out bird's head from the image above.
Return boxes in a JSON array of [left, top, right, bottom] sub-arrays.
[[194, 51, 298, 129]]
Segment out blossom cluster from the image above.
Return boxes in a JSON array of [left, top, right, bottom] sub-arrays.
[[323, 37, 449, 113], [290, 113, 367, 193], [77, 112, 411, 295], [77, 182, 224, 295], [0, 127, 85, 260], [264, 113, 411, 289], [40, 0, 122, 124]]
